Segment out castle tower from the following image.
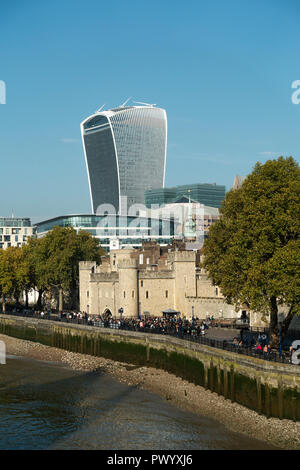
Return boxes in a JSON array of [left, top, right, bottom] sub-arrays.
[[117, 258, 138, 318], [171, 251, 197, 315], [79, 261, 97, 314]]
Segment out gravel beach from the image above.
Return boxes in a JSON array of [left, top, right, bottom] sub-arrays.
[[1, 333, 299, 450]]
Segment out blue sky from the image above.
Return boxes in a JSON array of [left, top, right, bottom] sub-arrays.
[[0, 0, 299, 222]]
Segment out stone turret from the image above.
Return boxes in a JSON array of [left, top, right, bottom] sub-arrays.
[[79, 261, 97, 313], [170, 251, 197, 314], [117, 258, 138, 318]]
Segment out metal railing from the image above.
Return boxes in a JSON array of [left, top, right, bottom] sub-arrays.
[[1, 310, 292, 365]]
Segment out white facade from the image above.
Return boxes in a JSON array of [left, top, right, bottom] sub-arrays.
[[0, 217, 35, 249]]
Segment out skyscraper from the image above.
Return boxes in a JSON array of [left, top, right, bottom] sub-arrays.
[[81, 103, 167, 214]]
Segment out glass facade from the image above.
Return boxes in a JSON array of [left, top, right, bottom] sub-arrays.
[[81, 106, 167, 214], [36, 214, 178, 251], [145, 187, 177, 207], [145, 183, 226, 208], [0, 217, 31, 227]]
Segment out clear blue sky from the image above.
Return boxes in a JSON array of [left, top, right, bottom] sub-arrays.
[[0, 0, 299, 223]]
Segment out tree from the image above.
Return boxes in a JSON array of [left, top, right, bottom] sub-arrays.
[[202, 156, 300, 347], [0, 247, 22, 311], [38, 226, 105, 311]]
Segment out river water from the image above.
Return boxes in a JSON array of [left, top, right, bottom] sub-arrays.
[[0, 356, 276, 450]]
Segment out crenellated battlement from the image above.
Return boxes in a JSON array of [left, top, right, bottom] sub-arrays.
[[79, 261, 96, 270], [169, 251, 196, 263], [118, 258, 138, 269]]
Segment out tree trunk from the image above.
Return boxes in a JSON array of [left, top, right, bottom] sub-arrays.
[[37, 289, 43, 310], [58, 287, 63, 313], [281, 304, 296, 344], [25, 290, 29, 309], [269, 296, 279, 348]]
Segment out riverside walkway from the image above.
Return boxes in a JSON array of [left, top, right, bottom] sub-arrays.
[[1, 310, 295, 365]]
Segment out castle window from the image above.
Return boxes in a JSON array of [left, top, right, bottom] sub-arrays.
[[132, 290, 135, 298], [87, 291, 89, 298], [146, 291, 149, 299], [215, 288, 218, 296], [141, 280, 143, 287], [124, 291, 126, 298], [165, 290, 168, 298]]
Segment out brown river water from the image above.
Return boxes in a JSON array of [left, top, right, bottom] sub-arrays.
[[0, 356, 277, 450]]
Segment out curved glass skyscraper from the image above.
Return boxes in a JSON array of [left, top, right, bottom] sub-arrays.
[[81, 104, 167, 214]]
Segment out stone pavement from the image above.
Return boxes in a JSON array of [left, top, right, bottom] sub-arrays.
[[205, 327, 241, 341]]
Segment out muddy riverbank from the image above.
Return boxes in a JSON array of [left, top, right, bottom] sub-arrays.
[[1, 333, 298, 449]]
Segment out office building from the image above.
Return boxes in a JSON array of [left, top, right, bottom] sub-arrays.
[[35, 214, 180, 251], [145, 183, 226, 209], [0, 217, 35, 249], [81, 102, 167, 214]]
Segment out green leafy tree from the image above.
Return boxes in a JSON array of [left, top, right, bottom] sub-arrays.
[[39, 226, 105, 311], [0, 247, 22, 311], [202, 156, 300, 347]]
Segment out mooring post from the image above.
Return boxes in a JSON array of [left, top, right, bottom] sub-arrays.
[[230, 365, 235, 402], [217, 363, 221, 395], [278, 378, 284, 420], [204, 363, 209, 389], [146, 338, 150, 362], [265, 383, 271, 418], [256, 376, 262, 414], [209, 359, 214, 391], [224, 366, 228, 399]]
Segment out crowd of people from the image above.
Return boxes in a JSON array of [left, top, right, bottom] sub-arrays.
[[5, 307, 298, 363]]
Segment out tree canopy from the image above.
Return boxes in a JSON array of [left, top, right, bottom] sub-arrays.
[[0, 226, 106, 311], [202, 156, 300, 345]]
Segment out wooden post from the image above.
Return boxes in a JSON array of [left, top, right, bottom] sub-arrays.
[[230, 365, 235, 402], [256, 376, 262, 414], [224, 367, 228, 399], [278, 379, 283, 420], [204, 364, 208, 389], [265, 383, 271, 418], [217, 363, 221, 395], [209, 359, 214, 391]]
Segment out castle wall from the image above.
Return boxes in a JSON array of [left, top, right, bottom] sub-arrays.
[[79, 248, 245, 320], [138, 273, 175, 316]]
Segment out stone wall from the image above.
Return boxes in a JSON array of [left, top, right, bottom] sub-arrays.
[[1, 314, 300, 421]]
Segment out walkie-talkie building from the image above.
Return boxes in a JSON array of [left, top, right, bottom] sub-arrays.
[[81, 103, 167, 214]]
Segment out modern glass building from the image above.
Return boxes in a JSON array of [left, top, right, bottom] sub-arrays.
[[81, 104, 167, 214], [145, 183, 226, 209], [35, 214, 179, 251]]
